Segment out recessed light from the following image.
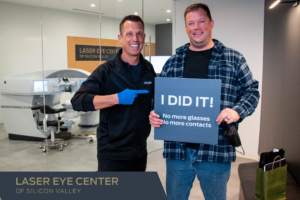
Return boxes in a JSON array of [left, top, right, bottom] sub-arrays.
[[166, 19, 170, 21], [134, 12, 138, 15], [269, 0, 281, 9], [91, 4, 95, 7], [118, 0, 122, 1], [166, 10, 171, 13]]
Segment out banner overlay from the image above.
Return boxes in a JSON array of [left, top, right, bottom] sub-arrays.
[[0, 172, 167, 200]]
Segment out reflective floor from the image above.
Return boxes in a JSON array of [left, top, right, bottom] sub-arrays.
[[0, 122, 255, 199]]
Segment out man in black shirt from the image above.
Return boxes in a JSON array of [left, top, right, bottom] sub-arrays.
[[71, 15, 156, 171], [183, 47, 213, 150], [149, 3, 260, 200]]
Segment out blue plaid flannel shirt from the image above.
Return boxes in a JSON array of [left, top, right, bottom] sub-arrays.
[[160, 39, 260, 163]]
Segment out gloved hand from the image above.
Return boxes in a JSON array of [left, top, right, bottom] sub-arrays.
[[117, 89, 149, 105]]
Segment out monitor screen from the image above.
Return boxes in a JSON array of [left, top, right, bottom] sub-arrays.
[[34, 81, 48, 92]]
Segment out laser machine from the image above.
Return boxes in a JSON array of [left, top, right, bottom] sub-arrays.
[[1, 69, 98, 150]]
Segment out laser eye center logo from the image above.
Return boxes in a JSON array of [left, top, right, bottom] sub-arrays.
[[75, 45, 122, 61], [14, 176, 119, 195], [1, 172, 167, 199]]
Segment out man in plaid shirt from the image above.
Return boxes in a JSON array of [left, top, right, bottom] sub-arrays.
[[149, 3, 260, 200]]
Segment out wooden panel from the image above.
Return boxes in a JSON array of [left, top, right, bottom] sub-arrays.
[[67, 36, 155, 73], [67, 37, 76, 69], [144, 43, 156, 56], [101, 38, 122, 47]]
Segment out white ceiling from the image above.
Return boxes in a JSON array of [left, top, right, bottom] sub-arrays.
[[0, 0, 173, 24]]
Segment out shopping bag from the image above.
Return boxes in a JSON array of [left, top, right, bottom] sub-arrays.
[[259, 149, 284, 168], [255, 156, 287, 200]]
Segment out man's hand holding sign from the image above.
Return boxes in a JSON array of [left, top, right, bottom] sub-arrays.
[[216, 108, 240, 125]]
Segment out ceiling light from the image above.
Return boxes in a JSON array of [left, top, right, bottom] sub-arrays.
[[269, 0, 281, 8], [166, 19, 170, 21], [91, 4, 95, 7], [166, 10, 171, 13], [134, 12, 138, 15], [118, 0, 122, 1], [269, 0, 299, 9]]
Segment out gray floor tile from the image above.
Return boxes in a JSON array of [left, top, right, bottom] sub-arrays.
[[0, 123, 162, 171]]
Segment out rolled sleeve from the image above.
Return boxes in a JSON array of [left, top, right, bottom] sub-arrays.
[[71, 66, 107, 112]]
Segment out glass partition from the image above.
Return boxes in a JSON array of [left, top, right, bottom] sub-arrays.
[[40, 0, 102, 171], [99, 0, 174, 154], [0, 0, 174, 172], [143, 0, 174, 152], [144, 0, 173, 75], [0, 0, 49, 171]]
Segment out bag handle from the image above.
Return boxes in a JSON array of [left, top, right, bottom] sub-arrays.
[[272, 155, 282, 170], [236, 146, 245, 155]]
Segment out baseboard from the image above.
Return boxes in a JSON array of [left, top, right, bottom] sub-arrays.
[[236, 151, 259, 161]]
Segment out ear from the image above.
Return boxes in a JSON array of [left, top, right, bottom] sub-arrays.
[[118, 34, 122, 42], [210, 19, 214, 29], [143, 33, 146, 42], [185, 23, 189, 35]]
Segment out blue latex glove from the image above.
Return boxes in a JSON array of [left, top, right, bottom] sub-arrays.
[[117, 89, 149, 105]]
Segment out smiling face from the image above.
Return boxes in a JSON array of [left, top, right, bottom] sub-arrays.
[[185, 8, 214, 51], [118, 20, 145, 63]]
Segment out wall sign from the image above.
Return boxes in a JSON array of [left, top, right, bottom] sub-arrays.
[[75, 45, 121, 61], [68, 36, 155, 73], [154, 77, 221, 145]]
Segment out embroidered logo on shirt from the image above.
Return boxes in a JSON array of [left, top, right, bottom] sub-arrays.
[[144, 81, 152, 85]]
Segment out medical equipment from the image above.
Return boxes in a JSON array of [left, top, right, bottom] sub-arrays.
[[31, 105, 68, 151], [1, 69, 98, 141]]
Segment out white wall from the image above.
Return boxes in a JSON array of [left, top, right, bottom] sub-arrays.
[[174, 0, 264, 160], [0, 1, 155, 123]]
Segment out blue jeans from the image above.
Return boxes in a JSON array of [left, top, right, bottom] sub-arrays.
[[166, 148, 231, 200]]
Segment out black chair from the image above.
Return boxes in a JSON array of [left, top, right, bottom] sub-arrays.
[[31, 105, 67, 152]]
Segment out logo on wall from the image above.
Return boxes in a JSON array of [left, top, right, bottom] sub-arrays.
[[75, 45, 121, 61]]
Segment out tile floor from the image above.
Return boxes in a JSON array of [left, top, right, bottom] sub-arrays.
[[0, 122, 256, 199]]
